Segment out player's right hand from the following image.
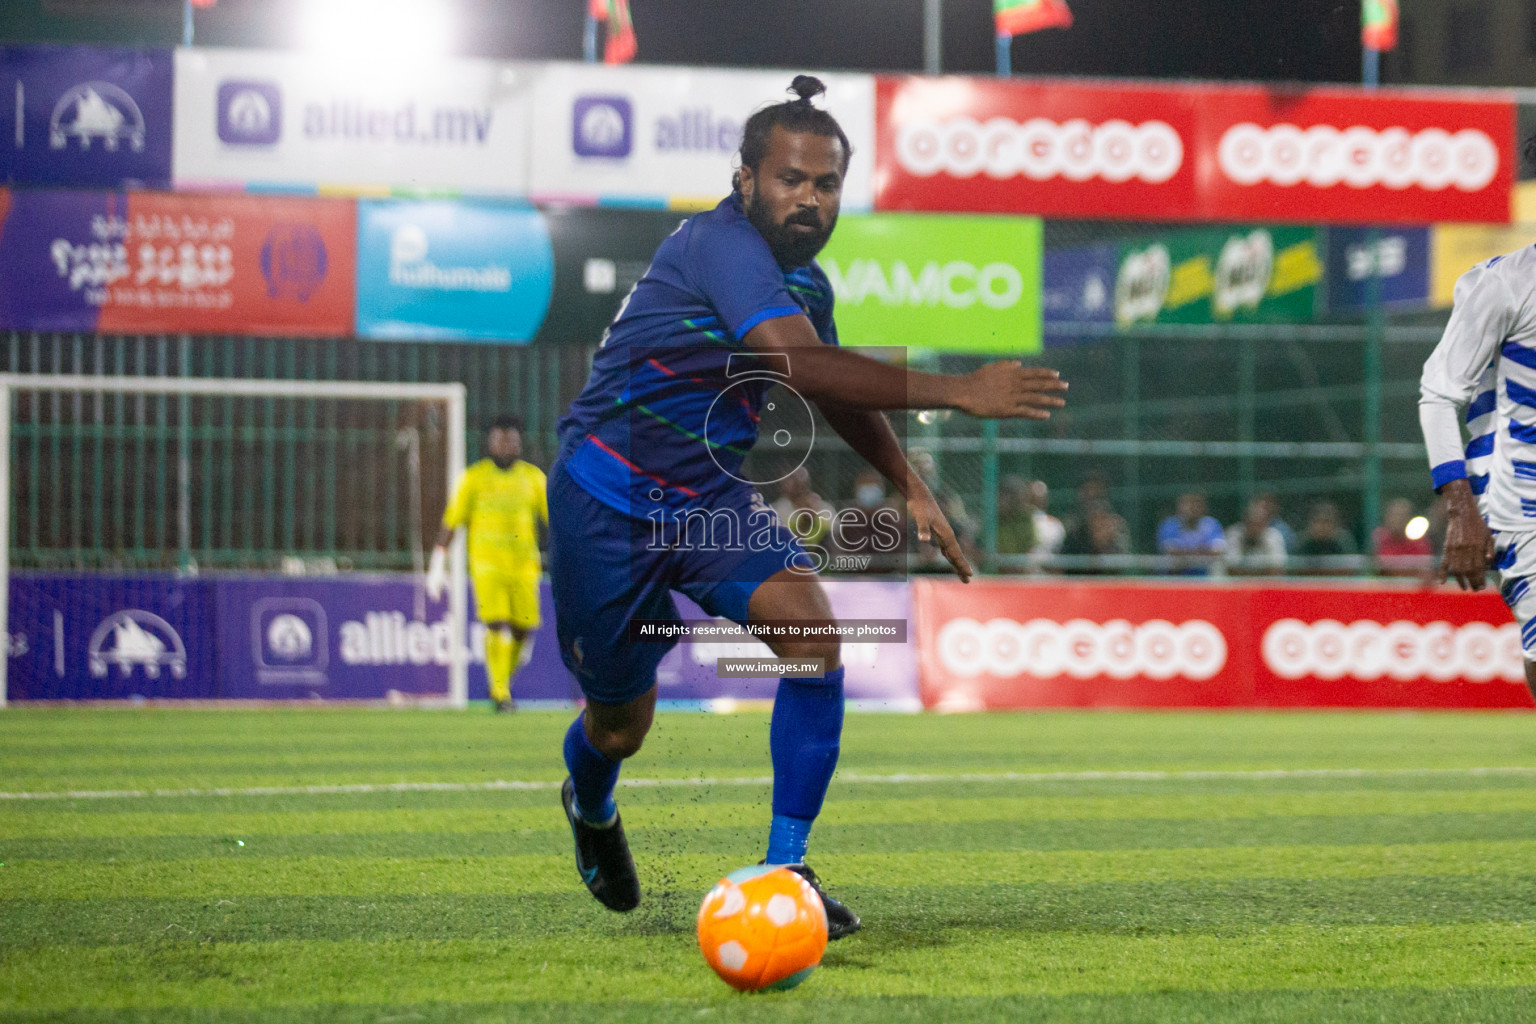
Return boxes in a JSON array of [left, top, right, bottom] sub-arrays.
[[1438, 492, 1495, 591], [425, 546, 450, 602], [954, 362, 1068, 420], [908, 490, 973, 583]]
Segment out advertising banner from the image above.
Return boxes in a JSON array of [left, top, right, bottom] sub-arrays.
[[528, 63, 876, 210], [817, 213, 1042, 354], [0, 46, 174, 189], [1430, 222, 1536, 307], [1196, 86, 1514, 226], [1326, 226, 1430, 312], [0, 189, 355, 335], [913, 578, 1533, 711], [173, 48, 536, 195], [355, 198, 553, 342], [7, 573, 217, 700], [10, 573, 917, 707], [535, 206, 684, 345], [656, 581, 919, 708], [875, 77, 1514, 225], [1043, 243, 1116, 328], [1111, 225, 1321, 327]]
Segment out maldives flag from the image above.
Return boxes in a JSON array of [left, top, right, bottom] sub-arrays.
[[1362, 0, 1398, 50], [995, 0, 1073, 36], [590, 0, 638, 63]]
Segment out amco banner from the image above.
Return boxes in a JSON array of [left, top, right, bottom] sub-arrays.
[[355, 199, 554, 342], [817, 213, 1042, 354], [0, 46, 173, 189], [1110, 225, 1322, 328], [174, 48, 536, 195], [528, 63, 876, 210], [0, 189, 355, 335]]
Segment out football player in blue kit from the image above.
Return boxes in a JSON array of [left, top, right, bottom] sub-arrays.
[[551, 75, 1069, 937]]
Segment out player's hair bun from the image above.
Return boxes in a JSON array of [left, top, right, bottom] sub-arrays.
[[789, 75, 827, 104]]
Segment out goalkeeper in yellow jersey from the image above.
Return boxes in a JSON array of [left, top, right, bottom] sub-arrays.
[[427, 415, 548, 712]]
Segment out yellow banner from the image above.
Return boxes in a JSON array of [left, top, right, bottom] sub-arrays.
[[1432, 182, 1536, 307]]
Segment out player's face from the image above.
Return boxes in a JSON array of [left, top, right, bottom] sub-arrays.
[[486, 428, 521, 468], [740, 126, 844, 269]]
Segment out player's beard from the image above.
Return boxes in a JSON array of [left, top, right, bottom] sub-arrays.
[[746, 194, 836, 269], [490, 455, 516, 470]]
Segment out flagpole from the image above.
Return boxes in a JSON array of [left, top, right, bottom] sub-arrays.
[[584, 12, 598, 62], [925, 0, 943, 74], [1361, 33, 1383, 569], [996, 33, 1011, 76]]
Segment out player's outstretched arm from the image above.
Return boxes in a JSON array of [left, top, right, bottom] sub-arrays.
[[743, 315, 1067, 418]]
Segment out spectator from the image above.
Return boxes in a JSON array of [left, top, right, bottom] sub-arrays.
[[1064, 470, 1112, 539], [1258, 492, 1297, 554], [1062, 501, 1130, 574], [1296, 501, 1357, 572], [994, 476, 1037, 568], [1027, 479, 1066, 565], [838, 468, 903, 571], [1157, 491, 1225, 575], [771, 467, 834, 548], [1372, 496, 1433, 577], [1225, 497, 1287, 575]]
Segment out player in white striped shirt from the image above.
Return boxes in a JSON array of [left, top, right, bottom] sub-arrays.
[[1419, 241, 1536, 695]]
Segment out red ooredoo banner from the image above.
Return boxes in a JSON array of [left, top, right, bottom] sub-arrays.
[[875, 77, 1515, 225], [913, 579, 1533, 710]]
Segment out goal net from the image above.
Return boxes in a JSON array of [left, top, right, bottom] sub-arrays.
[[0, 374, 469, 707]]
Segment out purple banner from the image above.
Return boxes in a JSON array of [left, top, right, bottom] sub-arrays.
[[1043, 243, 1116, 334], [9, 573, 918, 708], [655, 581, 918, 708], [0, 46, 174, 189], [7, 573, 217, 700], [0, 188, 114, 331]]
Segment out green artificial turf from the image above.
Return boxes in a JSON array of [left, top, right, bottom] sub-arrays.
[[3, 707, 1536, 1021]]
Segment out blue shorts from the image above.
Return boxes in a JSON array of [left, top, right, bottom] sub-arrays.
[[548, 459, 813, 705]]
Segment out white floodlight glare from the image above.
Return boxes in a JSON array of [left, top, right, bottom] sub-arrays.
[[1405, 516, 1430, 541], [300, 0, 453, 71]]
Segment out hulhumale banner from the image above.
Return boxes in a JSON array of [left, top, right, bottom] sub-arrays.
[[817, 213, 1042, 355], [355, 198, 554, 342], [527, 63, 876, 210], [1111, 225, 1322, 328], [0, 46, 174, 189], [875, 76, 1514, 224], [173, 48, 536, 195], [0, 189, 355, 335]]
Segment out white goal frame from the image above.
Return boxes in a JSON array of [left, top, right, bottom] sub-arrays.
[[0, 374, 469, 709]]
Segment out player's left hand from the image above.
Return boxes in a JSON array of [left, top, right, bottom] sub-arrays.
[[908, 491, 973, 583]]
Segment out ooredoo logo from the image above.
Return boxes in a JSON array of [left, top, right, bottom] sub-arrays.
[[1217, 123, 1499, 192], [1261, 619, 1523, 683], [895, 117, 1184, 184], [935, 617, 1227, 680]]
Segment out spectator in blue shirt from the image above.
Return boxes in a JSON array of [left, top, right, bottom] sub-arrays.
[[1157, 491, 1226, 575]]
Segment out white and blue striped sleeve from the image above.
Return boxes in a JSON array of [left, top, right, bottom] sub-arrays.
[[1419, 260, 1519, 491]]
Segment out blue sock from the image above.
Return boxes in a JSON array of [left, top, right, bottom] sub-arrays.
[[767, 666, 845, 864], [563, 714, 619, 826]]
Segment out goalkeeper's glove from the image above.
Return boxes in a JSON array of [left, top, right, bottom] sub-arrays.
[[426, 546, 450, 602]]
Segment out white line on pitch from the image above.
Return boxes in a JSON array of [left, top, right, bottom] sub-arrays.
[[3, 765, 1536, 802]]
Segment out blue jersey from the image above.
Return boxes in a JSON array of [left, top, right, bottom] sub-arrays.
[[557, 194, 838, 518]]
